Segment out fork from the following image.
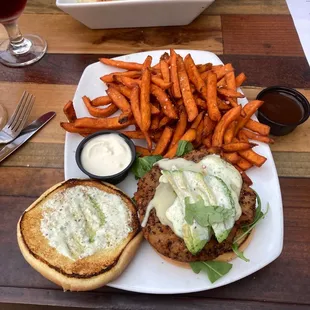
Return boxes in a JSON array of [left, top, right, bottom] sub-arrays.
[[0, 91, 35, 144]]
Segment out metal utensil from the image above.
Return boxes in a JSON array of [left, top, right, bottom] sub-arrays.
[[0, 91, 35, 144], [0, 111, 56, 163]]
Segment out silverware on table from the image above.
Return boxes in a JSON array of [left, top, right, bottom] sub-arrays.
[[0, 111, 56, 163], [0, 91, 35, 144]]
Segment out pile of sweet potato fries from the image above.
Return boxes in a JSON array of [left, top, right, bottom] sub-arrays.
[[61, 49, 274, 179]]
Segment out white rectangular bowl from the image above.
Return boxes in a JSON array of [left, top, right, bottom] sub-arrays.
[[56, 0, 214, 29]]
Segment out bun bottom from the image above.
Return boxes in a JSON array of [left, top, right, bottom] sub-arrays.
[[158, 229, 255, 269], [17, 179, 143, 292], [17, 223, 143, 291]]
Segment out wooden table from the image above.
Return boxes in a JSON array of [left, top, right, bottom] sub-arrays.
[[1, 0, 310, 309]]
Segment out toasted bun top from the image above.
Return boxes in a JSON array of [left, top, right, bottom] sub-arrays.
[[18, 179, 140, 279]]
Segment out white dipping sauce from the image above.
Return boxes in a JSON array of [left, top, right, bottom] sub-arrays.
[[81, 134, 132, 176]]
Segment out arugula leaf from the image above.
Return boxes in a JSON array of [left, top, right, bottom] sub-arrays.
[[189, 261, 233, 283], [176, 141, 194, 156], [232, 243, 250, 262], [184, 196, 234, 227], [131, 155, 163, 179]]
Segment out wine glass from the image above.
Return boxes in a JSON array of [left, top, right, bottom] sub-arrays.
[[0, 0, 47, 67]]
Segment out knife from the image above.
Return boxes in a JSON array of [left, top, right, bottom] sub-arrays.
[[0, 111, 56, 163]]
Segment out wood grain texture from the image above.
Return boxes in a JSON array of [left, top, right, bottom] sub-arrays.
[[0, 178, 309, 306], [0, 83, 75, 144], [222, 15, 304, 57], [1, 288, 310, 310], [2, 54, 309, 89], [206, 0, 289, 15], [24, 0, 290, 16], [0, 14, 222, 54]]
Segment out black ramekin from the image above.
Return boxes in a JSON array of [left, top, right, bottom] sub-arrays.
[[256, 86, 310, 136], [75, 130, 136, 185]]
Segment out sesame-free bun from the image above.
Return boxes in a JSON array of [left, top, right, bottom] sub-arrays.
[[17, 179, 143, 291]]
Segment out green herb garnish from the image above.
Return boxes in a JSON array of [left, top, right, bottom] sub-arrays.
[[131, 155, 163, 179], [176, 141, 194, 156], [184, 196, 234, 227], [190, 261, 233, 283]]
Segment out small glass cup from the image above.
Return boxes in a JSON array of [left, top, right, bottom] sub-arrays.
[[0, 0, 47, 67]]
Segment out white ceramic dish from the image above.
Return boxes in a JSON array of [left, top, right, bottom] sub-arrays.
[[64, 50, 284, 294], [56, 0, 214, 29]]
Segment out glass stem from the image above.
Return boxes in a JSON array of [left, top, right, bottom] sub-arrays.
[[3, 21, 31, 55]]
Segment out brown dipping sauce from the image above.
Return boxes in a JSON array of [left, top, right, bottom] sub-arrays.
[[259, 91, 304, 125]]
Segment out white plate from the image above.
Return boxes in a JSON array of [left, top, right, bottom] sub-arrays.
[[64, 50, 283, 294]]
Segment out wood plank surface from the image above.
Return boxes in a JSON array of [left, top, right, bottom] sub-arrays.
[[0, 14, 222, 54], [24, 0, 290, 16], [0, 178, 309, 306], [206, 0, 289, 15], [2, 54, 309, 89], [222, 15, 304, 57]]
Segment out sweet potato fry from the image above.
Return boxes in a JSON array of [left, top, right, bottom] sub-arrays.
[[217, 97, 231, 110], [212, 105, 242, 147], [240, 128, 274, 144], [194, 119, 204, 146], [222, 142, 256, 152], [120, 131, 145, 139], [203, 135, 212, 148], [222, 152, 240, 164], [164, 128, 196, 158], [151, 104, 161, 115], [153, 127, 174, 155], [195, 97, 208, 109], [217, 87, 245, 98], [217, 76, 227, 88], [143, 55, 153, 68], [170, 106, 187, 148], [237, 131, 249, 143], [74, 116, 134, 130], [170, 50, 182, 98], [234, 165, 253, 185], [207, 72, 221, 121], [191, 111, 204, 129], [150, 115, 160, 130], [108, 83, 132, 99], [91, 96, 112, 107], [61, 122, 98, 134], [151, 84, 178, 119], [224, 121, 236, 144], [99, 58, 143, 71], [184, 54, 208, 100], [130, 85, 142, 126], [159, 116, 171, 128], [245, 119, 270, 136], [100, 70, 141, 83], [227, 97, 239, 108], [140, 64, 152, 131], [114, 75, 141, 88], [236, 157, 253, 170], [235, 72, 247, 88], [235, 100, 264, 135], [83, 96, 118, 118], [160, 52, 170, 62], [63, 100, 77, 122], [106, 86, 132, 123], [197, 63, 212, 73], [238, 149, 267, 167], [151, 76, 173, 90], [200, 70, 211, 82], [225, 71, 236, 90], [151, 131, 163, 143], [135, 146, 152, 156], [177, 55, 199, 122], [212, 63, 234, 80], [202, 114, 217, 138], [160, 59, 170, 83], [176, 98, 184, 107], [206, 147, 221, 154]]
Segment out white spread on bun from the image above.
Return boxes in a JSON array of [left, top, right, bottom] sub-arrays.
[[17, 179, 143, 291]]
